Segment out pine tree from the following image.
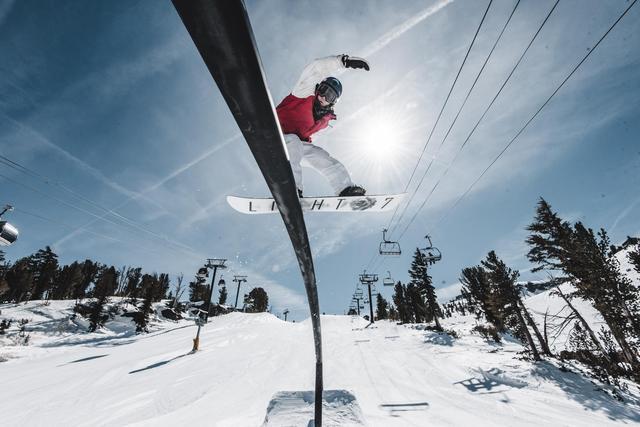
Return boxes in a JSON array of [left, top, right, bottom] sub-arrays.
[[28, 246, 59, 300], [460, 266, 501, 327], [408, 248, 442, 328], [568, 225, 640, 373], [74, 260, 100, 301], [52, 262, 83, 300], [388, 304, 398, 321], [392, 282, 410, 324], [189, 277, 208, 302], [526, 199, 611, 359], [135, 276, 160, 333], [0, 250, 9, 298], [156, 273, 170, 301], [245, 287, 268, 313], [5, 258, 34, 302], [88, 266, 117, 332], [376, 293, 389, 320], [528, 199, 640, 373], [125, 267, 142, 301], [404, 283, 421, 323], [218, 285, 228, 305], [482, 251, 541, 361]]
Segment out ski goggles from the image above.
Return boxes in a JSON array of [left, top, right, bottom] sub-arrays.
[[316, 83, 339, 104]]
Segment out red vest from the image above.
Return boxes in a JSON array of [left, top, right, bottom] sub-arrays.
[[276, 94, 336, 142]]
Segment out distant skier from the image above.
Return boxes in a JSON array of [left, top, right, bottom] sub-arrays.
[[276, 54, 370, 198]]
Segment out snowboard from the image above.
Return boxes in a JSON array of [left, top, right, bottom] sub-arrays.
[[227, 193, 405, 214]]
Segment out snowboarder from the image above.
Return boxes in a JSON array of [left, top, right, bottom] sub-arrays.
[[276, 54, 370, 198]]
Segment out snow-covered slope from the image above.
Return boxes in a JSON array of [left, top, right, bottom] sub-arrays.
[[1, 300, 638, 426]]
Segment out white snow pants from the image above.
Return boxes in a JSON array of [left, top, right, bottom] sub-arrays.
[[285, 134, 353, 195]]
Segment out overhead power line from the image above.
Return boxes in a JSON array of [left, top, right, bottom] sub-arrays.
[[0, 158, 202, 259]]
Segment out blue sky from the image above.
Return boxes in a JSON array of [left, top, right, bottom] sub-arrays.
[[1, 0, 639, 320]]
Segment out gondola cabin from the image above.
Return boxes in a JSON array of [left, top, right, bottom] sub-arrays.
[[0, 221, 18, 246]]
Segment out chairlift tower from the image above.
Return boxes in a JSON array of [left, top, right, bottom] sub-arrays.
[[283, 308, 290, 321], [193, 258, 227, 352], [233, 275, 248, 310], [359, 271, 378, 324]]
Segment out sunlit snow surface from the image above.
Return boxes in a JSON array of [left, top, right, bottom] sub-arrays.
[[1, 299, 639, 426], [1, 244, 639, 427]]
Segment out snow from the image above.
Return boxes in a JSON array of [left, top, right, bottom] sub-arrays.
[[1, 297, 639, 426]]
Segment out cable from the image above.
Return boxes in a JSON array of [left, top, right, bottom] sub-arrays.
[[0, 155, 201, 257], [389, 0, 524, 236], [366, 1, 518, 274], [385, 0, 494, 231], [429, 0, 638, 233], [0, 171, 202, 260], [396, 0, 562, 240]]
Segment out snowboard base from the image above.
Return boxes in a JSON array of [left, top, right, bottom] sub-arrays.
[[227, 193, 405, 214]]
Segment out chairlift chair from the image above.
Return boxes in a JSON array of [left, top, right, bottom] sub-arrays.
[[383, 271, 394, 286], [196, 267, 209, 280], [0, 205, 18, 246], [379, 228, 401, 255], [420, 235, 442, 264]]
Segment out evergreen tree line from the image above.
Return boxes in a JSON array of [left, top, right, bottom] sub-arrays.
[[0, 246, 170, 303], [187, 275, 268, 313], [0, 246, 172, 333], [526, 198, 640, 381], [458, 198, 640, 383]]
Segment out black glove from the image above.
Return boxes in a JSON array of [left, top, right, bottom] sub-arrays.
[[341, 55, 370, 71]]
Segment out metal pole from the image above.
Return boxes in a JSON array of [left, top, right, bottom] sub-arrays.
[[367, 283, 374, 324], [192, 259, 226, 352], [204, 265, 219, 322], [235, 282, 241, 309], [359, 272, 378, 325], [233, 275, 247, 310]]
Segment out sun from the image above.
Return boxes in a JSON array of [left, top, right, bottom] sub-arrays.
[[363, 120, 398, 161]]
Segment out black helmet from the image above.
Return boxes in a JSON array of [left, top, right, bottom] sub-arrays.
[[316, 77, 342, 104]]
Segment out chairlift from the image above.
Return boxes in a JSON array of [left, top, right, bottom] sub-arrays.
[[218, 277, 226, 287], [0, 205, 18, 246], [383, 271, 394, 286], [420, 235, 442, 264], [196, 267, 209, 280], [379, 228, 401, 255]]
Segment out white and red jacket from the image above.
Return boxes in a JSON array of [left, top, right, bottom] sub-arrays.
[[276, 55, 345, 142]]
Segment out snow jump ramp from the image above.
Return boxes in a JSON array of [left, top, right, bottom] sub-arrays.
[[262, 390, 365, 427]]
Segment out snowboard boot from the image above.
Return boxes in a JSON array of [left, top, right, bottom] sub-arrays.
[[338, 185, 366, 197]]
